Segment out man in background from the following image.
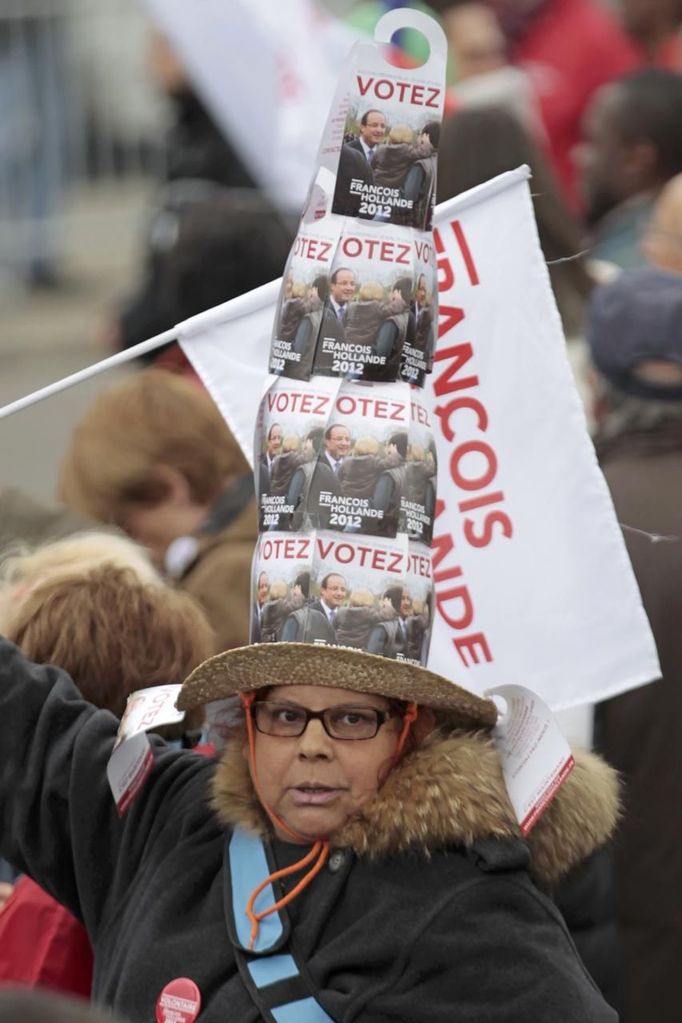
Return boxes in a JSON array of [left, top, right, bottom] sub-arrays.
[[578, 68, 682, 268], [587, 265, 682, 1023]]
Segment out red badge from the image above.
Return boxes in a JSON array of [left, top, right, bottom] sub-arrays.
[[155, 977, 201, 1023]]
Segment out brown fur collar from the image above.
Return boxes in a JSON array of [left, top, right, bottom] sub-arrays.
[[211, 729, 619, 883]]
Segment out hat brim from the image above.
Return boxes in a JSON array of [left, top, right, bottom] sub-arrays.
[[177, 642, 497, 730]]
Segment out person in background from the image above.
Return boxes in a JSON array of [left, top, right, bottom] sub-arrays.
[[438, 103, 594, 339], [371, 433, 409, 536], [279, 572, 336, 645], [577, 68, 682, 269], [440, 1, 542, 135], [367, 584, 408, 659], [99, 30, 292, 372], [586, 266, 682, 1023], [58, 369, 256, 654], [0, 486, 102, 552], [251, 570, 270, 644], [0, 10, 69, 289], [334, 588, 396, 651], [620, 0, 682, 69], [642, 172, 682, 273], [450, 0, 641, 209], [0, 536, 213, 996], [268, 435, 305, 507], [371, 124, 432, 191], [0, 531, 160, 626], [442, 1, 508, 79]]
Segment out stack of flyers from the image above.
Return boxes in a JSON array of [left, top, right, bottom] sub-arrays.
[[254, 7, 447, 670]]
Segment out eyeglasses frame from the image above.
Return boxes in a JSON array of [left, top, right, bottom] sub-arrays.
[[249, 699, 394, 741]]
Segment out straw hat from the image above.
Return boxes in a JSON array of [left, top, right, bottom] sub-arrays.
[[177, 642, 498, 729]]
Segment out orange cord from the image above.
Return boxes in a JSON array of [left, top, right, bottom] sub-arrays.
[[245, 840, 329, 950], [395, 701, 418, 759]]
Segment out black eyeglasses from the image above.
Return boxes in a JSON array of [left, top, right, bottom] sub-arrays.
[[251, 701, 393, 741]]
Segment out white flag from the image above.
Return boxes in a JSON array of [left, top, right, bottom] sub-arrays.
[[177, 169, 659, 710]]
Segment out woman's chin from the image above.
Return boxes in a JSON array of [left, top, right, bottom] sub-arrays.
[[275, 805, 344, 844]]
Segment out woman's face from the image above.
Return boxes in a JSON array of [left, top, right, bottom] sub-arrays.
[[250, 685, 401, 842]]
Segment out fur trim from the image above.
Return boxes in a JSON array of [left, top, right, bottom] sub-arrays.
[[211, 729, 619, 882]]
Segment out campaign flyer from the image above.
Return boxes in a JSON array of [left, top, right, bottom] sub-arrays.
[[250, 531, 433, 663], [404, 391, 437, 545], [255, 376, 340, 532], [269, 220, 438, 386], [256, 380, 436, 542], [312, 381, 409, 537], [328, 13, 446, 231], [250, 531, 314, 644], [399, 235, 438, 386], [268, 212, 342, 380], [310, 532, 434, 664], [311, 226, 425, 382]]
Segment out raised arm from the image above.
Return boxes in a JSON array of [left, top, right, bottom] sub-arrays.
[[0, 637, 209, 941]]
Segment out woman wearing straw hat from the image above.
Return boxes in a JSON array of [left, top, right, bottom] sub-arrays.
[[0, 638, 618, 1021]]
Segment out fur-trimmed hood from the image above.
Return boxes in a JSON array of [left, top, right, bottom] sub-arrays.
[[212, 728, 619, 883]]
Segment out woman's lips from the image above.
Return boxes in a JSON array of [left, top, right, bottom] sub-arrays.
[[289, 786, 344, 806]]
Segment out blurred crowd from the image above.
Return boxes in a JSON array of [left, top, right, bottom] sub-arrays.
[[0, 1, 681, 1021]]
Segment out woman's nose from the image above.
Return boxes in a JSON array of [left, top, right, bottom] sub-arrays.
[[296, 718, 333, 758]]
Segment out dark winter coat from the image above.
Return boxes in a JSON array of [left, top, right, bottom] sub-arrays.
[[413, 151, 437, 228], [269, 451, 305, 498], [404, 611, 428, 662], [414, 304, 434, 354], [594, 428, 682, 1022], [366, 616, 407, 660], [0, 640, 619, 1023], [371, 463, 408, 536], [333, 604, 396, 650], [277, 297, 306, 343], [344, 297, 403, 348], [371, 141, 430, 189], [338, 453, 395, 501], [333, 144, 374, 218], [279, 605, 336, 645], [258, 593, 304, 644]]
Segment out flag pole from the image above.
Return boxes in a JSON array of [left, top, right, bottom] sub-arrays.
[[0, 328, 178, 420]]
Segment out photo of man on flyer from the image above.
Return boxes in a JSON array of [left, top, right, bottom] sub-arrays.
[[332, 106, 439, 230], [312, 272, 414, 382]]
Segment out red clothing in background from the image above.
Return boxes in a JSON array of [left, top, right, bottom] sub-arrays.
[[512, 0, 642, 209], [0, 876, 93, 997]]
